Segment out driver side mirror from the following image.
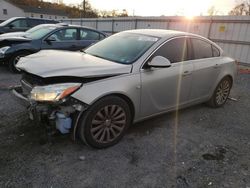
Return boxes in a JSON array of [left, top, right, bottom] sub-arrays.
[[148, 56, 171, 68], [45, 36, 57, 43], [8, 24, 14, 29]]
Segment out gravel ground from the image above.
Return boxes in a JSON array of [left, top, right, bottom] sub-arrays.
[[0, 65, 249, 188]]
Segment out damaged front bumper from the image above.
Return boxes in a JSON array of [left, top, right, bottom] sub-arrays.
[[11, 86, 88, 139], [12, 86, 30, 107]]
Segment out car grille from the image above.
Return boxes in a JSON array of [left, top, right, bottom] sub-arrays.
[[22, 73, 44, 86], [20, 73, 45, 95]]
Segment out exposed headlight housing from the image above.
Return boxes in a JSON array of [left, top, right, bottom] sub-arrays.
[[30, 83, 81, 102], [0, 46, 10, 58]]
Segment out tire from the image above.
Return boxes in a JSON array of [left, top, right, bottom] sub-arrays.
[[8, 51, 31, 73], [207, 77, 232, 108], [78, 96, 131, 149]]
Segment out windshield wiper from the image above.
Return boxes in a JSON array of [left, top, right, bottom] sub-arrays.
[[89, 54, 104, 59]]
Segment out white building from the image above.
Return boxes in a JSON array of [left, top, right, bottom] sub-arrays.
[[0, 0, 68, 22], [21, 6, 68, 20], [0, 0, 25, 21]]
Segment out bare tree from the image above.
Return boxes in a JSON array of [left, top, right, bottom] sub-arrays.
[[207, 6, 220, 16], [229, 0, 250, 15], [98, 9, 128, 18]]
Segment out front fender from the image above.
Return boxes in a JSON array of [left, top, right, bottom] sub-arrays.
[[72, 73, 141, 121]]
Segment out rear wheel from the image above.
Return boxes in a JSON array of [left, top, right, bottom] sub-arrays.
[[78, 96, 131, 149], [8, 51, 31, 73], [207, 77, 232, 108]]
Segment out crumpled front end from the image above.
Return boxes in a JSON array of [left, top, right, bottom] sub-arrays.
[[11, 72, 89, 138]]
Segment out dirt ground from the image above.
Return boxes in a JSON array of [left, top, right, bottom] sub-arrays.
[[0, 65, 249, 188]]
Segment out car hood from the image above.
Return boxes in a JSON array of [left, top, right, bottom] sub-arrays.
[[0, 32, 26, 38], [17, 50, 133, 78], [0, 36, 31, 42]]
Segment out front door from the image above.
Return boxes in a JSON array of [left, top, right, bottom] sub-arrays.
[[140, 37, 194, 117], [41, 28, 78, 51]]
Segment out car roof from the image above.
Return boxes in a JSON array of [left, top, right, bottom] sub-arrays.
[[54, 24, 107, 35], [6, 17, 56, 21], [125, 29, 202, 39], [124, 29, 222, 52], [37, 23, 104, 31]]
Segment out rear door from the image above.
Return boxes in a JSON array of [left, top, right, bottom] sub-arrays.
[[41, 28, 79, 51], [79, 28, 103, 49], [189, 38, 221, 100], [27, 19, 44, 29], [140, 37, 194, 117]]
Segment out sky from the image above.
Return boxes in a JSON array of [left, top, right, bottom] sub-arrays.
[[53, 0, 236, 16]]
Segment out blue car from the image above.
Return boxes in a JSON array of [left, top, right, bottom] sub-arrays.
[[0, 23, 107, 72]]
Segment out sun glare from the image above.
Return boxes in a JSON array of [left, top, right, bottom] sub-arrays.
[[185, 15, 194, 20], [181, 0, 213, 16], [65, 0, 232, 16]]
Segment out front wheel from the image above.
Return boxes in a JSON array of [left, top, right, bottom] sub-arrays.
[[8, 51, 31, 73], [207, 77, 232, 108], [78, 96, 132, 149]]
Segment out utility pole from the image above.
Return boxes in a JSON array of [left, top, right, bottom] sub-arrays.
[[83, 0, 86, 18]]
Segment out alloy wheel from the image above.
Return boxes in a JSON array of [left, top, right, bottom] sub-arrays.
[[90, 105, 126, 144], [215, 79, 230, 105]]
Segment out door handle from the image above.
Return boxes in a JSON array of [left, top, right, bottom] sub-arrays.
[[213, 64, 221, 69], [182, 71, 192, 76]]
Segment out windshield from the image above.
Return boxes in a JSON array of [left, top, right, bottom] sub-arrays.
[[24, 26, 57, 39], [25, 24, 53, 34], [85, 32, 159, 64], [0, 17, 18, 26]]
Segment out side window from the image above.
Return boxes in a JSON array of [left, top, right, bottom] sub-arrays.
[[152, 38, 188, 63], [28, 19, 42, 27], [191, 38, 213, 59], [49, 28, 77, 41], [9, 19, 28, 28], [3, 9, 7, 15], [100, 34, 105, 40], [212, 46, 220, 57], [47, 20, 57, 24], [80, 29, 100, 40]]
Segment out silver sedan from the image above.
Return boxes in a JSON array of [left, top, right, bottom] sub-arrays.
[[13, 29, 237, 148]]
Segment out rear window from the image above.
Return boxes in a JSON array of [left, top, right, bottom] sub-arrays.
[[80, 29, 100, 40], [45, 20, 58, 24], [191, 38, 213, 59], [28, 19, 44, 27]]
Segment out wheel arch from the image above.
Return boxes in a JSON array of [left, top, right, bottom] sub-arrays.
[[224, 74, 233, 85], [207, 73, 234, 102], [90, 93, 135, 122], [13, 49, 35, 55], [72, 93, 136, 141]]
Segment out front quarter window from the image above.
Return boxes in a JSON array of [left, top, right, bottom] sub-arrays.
[[151, 38, 189, 63], [84, 33, 159, 64]]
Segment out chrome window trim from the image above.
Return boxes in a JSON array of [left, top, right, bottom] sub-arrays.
[[140, 35, 221, 70], [140, 35, 190, 70], [190, 37, 221, 58], [42, 27, 78, 43]]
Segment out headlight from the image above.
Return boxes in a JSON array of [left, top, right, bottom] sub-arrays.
[[0, 46, 10, 58], [30, 83, 81, 102]]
